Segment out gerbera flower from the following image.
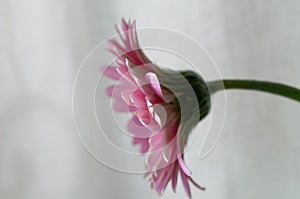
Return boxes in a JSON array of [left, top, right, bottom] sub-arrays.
[[102, 19, 211, 198]]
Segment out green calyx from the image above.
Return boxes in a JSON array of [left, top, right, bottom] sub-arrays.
[[180, 70, 211, 122]]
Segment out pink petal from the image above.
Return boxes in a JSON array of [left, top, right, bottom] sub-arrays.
[[127, 60, 149, 84], [156, 161, 177, 193], [106, 85, 115, 97], [146, 150, 163, 171], [145, 72, 175, 103], [171, 163, 179, 192], [132, 137, 150, 153], [121, 18, 129, 31], [108, 38, 126, 53], [101, 66, 121, 80], [156, 170, 169, 193], [109, 20, 154, 83], [176, 126, 187, 157], [116, 60, 129, 75], [114, 24, 127, 45], [135, 110, 160, 132], [149, 130, 163, 146], [145, 72, 164, 99], [180, 169, 192, 199], [178, 156, 192, 177], [161, 117, 178, 162], [106, 82, 134, 99], [150, 104, 168, 128], [112, 100, 136, 112], [188, 176, 206, 191], [135, 109, 151, 125], [131, 115, 144, 126], [141, 85, 161, 103], [130, 89, 147, 108], [129, 20, 138, 49], [127, 116, 151, 137], [161, 137, 176, 163], [121, 89, 134, 105]]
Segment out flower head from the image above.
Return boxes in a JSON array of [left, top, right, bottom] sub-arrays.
[[103, 19, 211, 198]]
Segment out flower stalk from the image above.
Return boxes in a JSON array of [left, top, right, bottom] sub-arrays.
[[207, 79, 300, 102]]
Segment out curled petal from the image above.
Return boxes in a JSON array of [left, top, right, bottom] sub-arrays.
[[188, 176, 206, 191], [145, 72, 175, 103], [178, 156, 192, 177], [145, 72, 164, 98]]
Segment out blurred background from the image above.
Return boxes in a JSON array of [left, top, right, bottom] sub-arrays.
[[1, 0, 300, 199]]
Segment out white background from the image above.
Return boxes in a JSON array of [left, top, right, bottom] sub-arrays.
[[1, 0, 300, 199]]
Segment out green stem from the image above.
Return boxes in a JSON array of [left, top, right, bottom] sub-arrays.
[[207, 79, 300, 102]]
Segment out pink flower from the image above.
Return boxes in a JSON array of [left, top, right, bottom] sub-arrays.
[[102, 19, 210, 198]]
